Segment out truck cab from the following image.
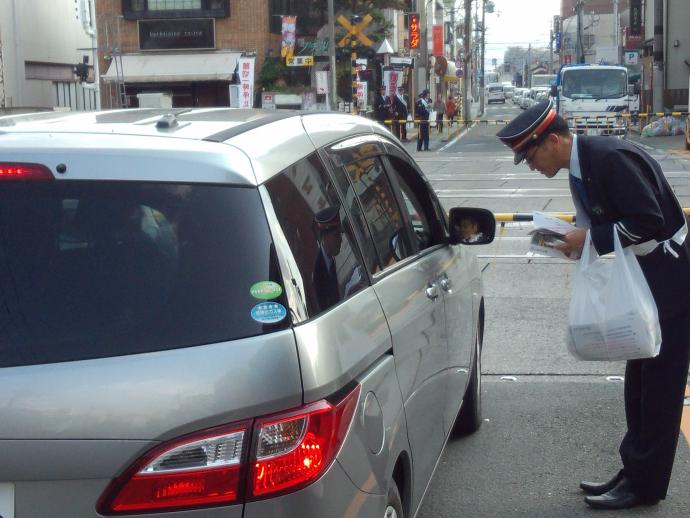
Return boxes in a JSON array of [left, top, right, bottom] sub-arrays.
[[552, 64, 635, 136]]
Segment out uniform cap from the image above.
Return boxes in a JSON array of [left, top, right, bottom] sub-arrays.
[[496, 100, 557, 164], [314, 206, 342, 231]]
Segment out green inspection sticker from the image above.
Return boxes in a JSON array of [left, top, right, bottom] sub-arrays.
[[250, 281, 283, 300]]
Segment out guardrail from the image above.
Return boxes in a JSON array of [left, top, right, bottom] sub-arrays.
[[494, 208, 690, 224]]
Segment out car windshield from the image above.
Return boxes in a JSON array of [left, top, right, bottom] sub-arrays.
[[562, 69, 627, 99], [0, 180, 287, 367]]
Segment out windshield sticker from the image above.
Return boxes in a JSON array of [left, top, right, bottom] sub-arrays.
[[250, 281, 283, 300], [250, 302, 287, 324]]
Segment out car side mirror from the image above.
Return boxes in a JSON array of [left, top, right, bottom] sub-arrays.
[[550, 85, 558, 97], [448, 207, 496, 245]]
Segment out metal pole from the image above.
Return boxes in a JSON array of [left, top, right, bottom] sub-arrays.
[[576, 0, 584, 63], [652, 0, 663, 112], [327, 0, 337, 109], [462, 0, 471, 125], [480, 0, 485, 115], [613, 0, 619, 63]]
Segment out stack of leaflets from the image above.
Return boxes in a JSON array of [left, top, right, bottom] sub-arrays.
[[528, 211, 577, 260]]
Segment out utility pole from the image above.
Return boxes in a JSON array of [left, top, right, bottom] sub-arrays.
[[652, 0, 663, 112], [613, 0, 619, 64], [575, 0, 585, 63], [527, 43, 531, 88], [549, 29, 553, 74], [419, 0, 428, 96], [462, 0, 471, 125], [327, 0, 337, 109], [480, 0, 486, 115]]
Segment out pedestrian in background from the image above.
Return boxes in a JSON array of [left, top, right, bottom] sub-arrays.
[[433, 93, 446, 134], [415, 90, 431, 151], [446, 96, 457, 127], [497, 99, 690, 511]]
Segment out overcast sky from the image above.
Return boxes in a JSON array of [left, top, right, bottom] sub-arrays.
[[482, 0, 560, 70]]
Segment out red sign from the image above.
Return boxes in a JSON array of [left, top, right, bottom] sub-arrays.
[[564, 54, 572, 64], [409, 14, 420, 49], [432, 24, 443, 56]]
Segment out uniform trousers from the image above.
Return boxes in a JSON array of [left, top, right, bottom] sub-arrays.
[[620, 310, 690, 501]]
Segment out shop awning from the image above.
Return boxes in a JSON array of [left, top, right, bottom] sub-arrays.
[[101, 52, 241, 83]]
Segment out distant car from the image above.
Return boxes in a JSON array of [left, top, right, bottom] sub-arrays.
[[0, 108, 495, 518], [512, 88, 527, 105], [503, 85, 515, 99], [487, 83, 506, 104]]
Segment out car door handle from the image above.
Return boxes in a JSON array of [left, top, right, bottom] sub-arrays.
[[426, 283, 440, 300], [439, 277, 452, 292]]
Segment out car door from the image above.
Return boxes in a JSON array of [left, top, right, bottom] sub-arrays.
[[384, 151, 477, 435], [325, 144, 449, 507]]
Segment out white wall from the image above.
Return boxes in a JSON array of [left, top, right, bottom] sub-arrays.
[[0, 0, 94, 108], [666, 0, 690, 91]]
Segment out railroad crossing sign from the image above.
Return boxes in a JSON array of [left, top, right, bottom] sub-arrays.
[[337, 14, 373, 48]]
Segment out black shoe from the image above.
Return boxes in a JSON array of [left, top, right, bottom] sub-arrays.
[[584, 477, 659, 510], [580, 470, 624, 495]]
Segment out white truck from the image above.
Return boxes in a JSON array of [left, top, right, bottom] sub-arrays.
[[551, 64, 638, 136]]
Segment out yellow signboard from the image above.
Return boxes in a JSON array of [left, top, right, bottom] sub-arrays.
[[286, 55, 314, 67]]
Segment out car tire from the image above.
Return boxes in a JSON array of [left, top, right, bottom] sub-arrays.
[[384, 482, 403, 518], [451, 328, 482, 437]]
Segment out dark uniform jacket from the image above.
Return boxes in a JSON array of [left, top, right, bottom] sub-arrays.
[[392, 95, 408, 119], [312, 251, 339, 312], [576, 135, 690, 319], [415, 98, 430, 121]]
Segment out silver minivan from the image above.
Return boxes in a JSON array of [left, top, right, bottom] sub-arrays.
[[0, 109, 494, 518]]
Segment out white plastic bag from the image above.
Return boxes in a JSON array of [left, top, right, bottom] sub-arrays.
[[406, 114, 414, 131], [429, 109, 437, 127], [567, 229, 661, 361]]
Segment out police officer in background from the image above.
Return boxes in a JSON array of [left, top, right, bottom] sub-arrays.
[[415, 89, 431, 151], [374, 86, 391, 128], [392, 86, 409, 141], [497, 100, 690, 511]]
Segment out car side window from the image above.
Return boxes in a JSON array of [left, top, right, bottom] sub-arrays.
[[342, 156, 412, 269], [264, 154, 367, 317], [385, 155, 446, 252]]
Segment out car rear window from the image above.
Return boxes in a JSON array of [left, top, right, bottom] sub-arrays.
[[0, 181, 287, 367]]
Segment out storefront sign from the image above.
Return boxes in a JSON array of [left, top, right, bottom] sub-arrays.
[[432, 24, 444, 56], [238, 56, 255, 109], [630, 0, 642, 36], [139, 19, 215, 51], [390, 56, 414, 67], [286, 55, 314, 66], [409, 14, 419, 49]]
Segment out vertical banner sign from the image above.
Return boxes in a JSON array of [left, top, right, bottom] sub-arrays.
[[629, 0, 641, 36], [356, 81, 367, 109], [281, 16, 297, 59], [409, 14, 420, 49], [432, 25, 443, 56], [384, 70, 399, 99], [238, 57, 255, 108]]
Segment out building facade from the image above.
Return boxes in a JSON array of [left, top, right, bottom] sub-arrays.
[[0, 0, 97, 111], [95, 0, 283, 108]]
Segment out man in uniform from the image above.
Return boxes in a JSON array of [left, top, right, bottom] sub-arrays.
[[312, 206, 343, 312], [496, 100, 690, 510], [415, 90, 431, 151], [374, 86, 391, 128]]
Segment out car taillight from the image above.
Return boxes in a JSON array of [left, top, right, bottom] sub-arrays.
[[0, 162, 53, 180], [250, 383, 360, 498], [97, 421, 251, 515], [97, 384, 361, 515]]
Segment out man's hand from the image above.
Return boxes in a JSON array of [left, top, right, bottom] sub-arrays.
[[556, 228, 587, 259]]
